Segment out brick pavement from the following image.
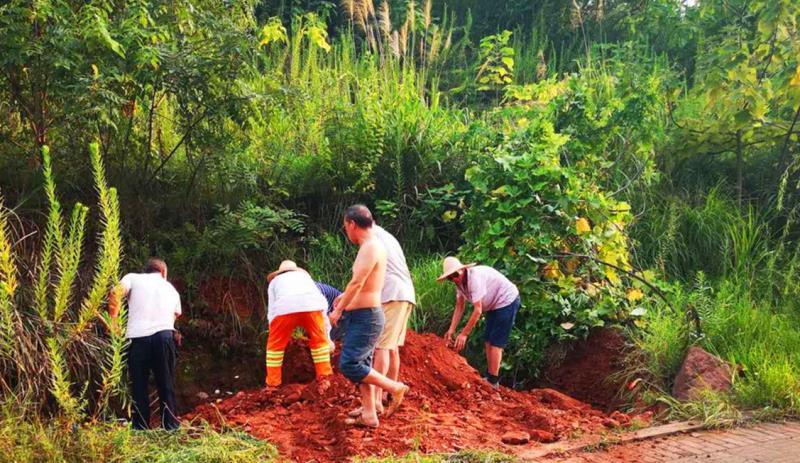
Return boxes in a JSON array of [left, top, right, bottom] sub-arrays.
[[541, 421, 800, 462]]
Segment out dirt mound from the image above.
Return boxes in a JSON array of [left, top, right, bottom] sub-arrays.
[[185, 331, 616, 462], [540, 327, 628, 411]]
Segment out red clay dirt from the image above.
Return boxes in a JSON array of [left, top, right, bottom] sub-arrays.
[[185, 331, 623, 462], [197, 277, 261, 319], [540, 327, 628, 411]]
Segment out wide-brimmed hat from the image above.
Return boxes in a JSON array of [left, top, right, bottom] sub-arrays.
[[267, 260, 301, 282], [436, 256, 476, 282]]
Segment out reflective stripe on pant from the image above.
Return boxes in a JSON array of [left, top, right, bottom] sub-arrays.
[[266, 311, 333, 386]]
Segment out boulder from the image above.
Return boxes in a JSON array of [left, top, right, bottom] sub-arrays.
[[501, 431, 531, 445], [672, 346, 733, 401]]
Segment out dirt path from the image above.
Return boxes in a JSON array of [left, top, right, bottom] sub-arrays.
[[537, 421, 800, 462]]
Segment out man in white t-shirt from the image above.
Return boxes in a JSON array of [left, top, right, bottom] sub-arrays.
[[265, 260, 333, 387], [369, 224, 415, 413], [109, 258, 182, 430]]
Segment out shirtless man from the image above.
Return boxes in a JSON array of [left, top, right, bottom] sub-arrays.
[[329, 204, 410, 428]]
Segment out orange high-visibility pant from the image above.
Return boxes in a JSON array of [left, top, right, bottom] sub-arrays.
[[266, 311, 332, 387]]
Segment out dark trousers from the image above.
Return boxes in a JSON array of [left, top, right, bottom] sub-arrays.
[[127, 330, 179, 430]]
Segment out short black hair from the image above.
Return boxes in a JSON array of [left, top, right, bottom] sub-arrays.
[[344, 204, 374, 229], [143, 258, 167, 274]]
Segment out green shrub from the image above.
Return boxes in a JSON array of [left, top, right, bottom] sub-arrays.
[[458, 72, 666, 383], [0, 143, 124, 422]]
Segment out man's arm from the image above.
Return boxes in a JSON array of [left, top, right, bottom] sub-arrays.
[[454, 300, 482, 352], [331, 242, 380, 324], [444, 292, 466, 346], [105, 283, 129, 335]]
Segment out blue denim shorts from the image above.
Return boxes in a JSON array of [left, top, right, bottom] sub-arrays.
[[339, 307, 385, 383], [484, 297, 521, 348]]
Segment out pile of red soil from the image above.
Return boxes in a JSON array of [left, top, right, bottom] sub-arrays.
[[540, 327, 628, 411], [186, 331, 624, 462]]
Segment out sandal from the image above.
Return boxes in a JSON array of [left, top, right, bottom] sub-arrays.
[[344, 415, 379, 428], [385, 384, 409, 417]]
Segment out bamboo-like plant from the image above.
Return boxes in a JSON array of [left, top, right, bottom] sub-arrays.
[[0, 142, 125, 423]]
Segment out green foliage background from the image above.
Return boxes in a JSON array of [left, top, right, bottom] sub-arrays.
[[1, 0, 800, 449]]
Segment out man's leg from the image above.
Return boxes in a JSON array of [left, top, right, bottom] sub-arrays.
[[372, 301, 406, 411], [152, 330, 179, 430], [483, 298, 519, 387], [387, 349, 400, 382], [358, 383, 378, 427], [127, 336, 151, 430], [360, 369, 409, 417], [298, 311, 333, 379], [486, 345, 503, 376], [372, 348, 390, 412], [484, 309, 501, 386], [266, 314, 295, 387]]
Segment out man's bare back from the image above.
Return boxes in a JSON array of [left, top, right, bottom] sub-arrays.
[[344, 236, 387, 310]]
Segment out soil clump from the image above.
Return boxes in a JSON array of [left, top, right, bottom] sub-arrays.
[[186, 331, 623, 462]]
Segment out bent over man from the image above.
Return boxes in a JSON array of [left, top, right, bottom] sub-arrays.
[[265, 260, 332, 387], [109, 258, 181, 430], [438, 257, 520, 388], [329, 204, 409, 428]]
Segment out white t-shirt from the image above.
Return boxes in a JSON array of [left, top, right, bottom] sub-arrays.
[[374, 225, 416, 305], [120, 272, 182, 339], [456, 266, 519, 312], [267, 270, 328, 323]]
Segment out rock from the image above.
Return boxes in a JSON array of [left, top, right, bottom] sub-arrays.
[[196, 392, 209, 400], [501, 431, 530, 445], [672, 346, 733, 401], [602, 417, 620, 428], [529, 429, 557, 443], [609, 410, 631, 426]]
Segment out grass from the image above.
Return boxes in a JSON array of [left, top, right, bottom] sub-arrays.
[[408, 255, 454, 334], [630, 279, 800, 423], [0, 416, 278, 463]]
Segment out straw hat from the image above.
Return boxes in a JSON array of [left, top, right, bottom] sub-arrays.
[[267, 260, 301, 282], [436, 256, 476, 282]]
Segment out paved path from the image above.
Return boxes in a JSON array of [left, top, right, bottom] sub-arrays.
[[542, 421, 800, 462]]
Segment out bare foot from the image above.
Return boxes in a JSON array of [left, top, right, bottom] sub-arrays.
[[385, 384, 409, 417], [348, 406, 384, 417], [344, 414, 379, 428]]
